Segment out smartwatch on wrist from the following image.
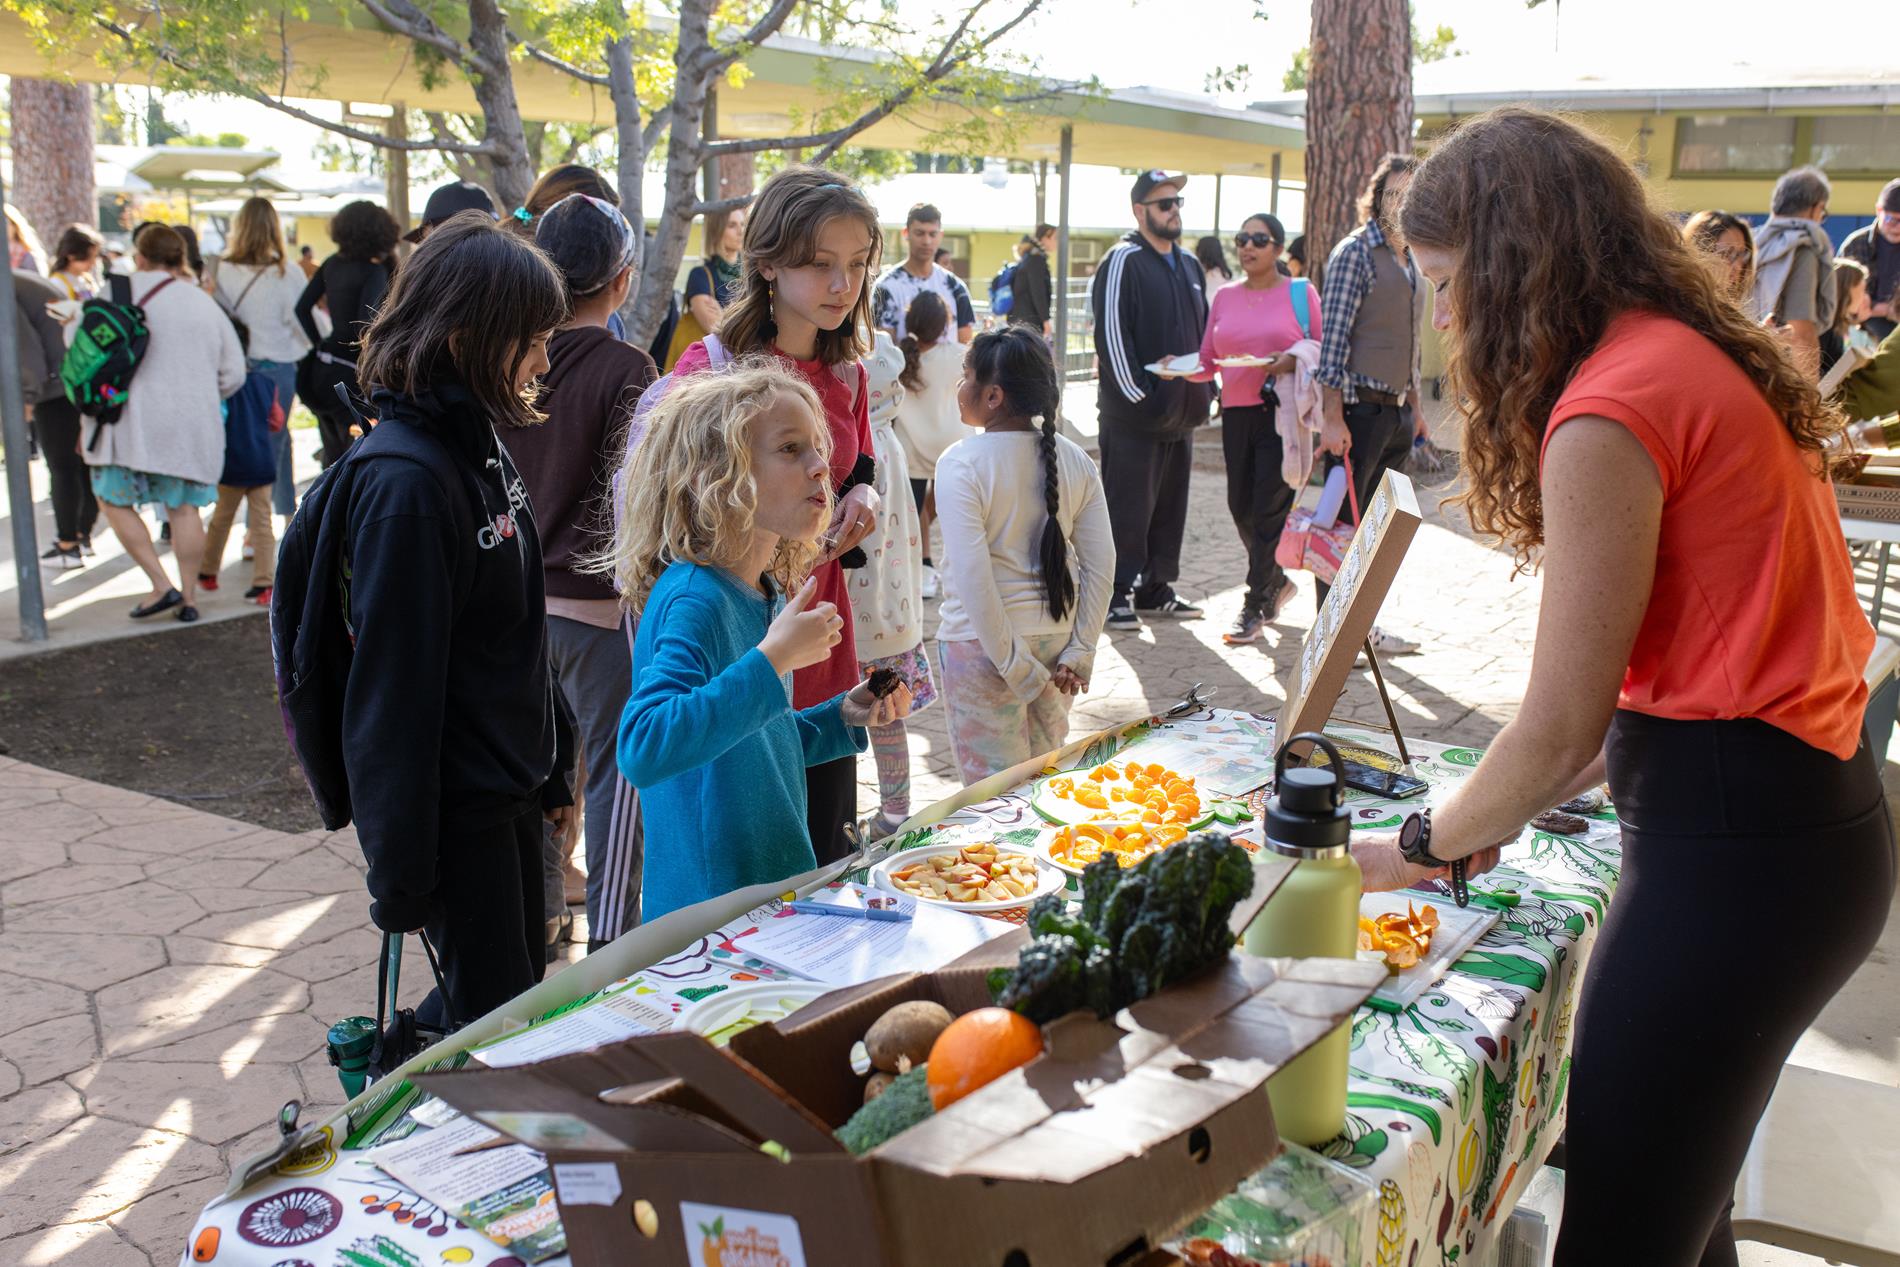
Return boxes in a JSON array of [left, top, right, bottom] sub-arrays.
[[1399, 809, 1469, 908]]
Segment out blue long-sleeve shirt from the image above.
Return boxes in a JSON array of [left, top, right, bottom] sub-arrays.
[[619, 560, 865, 920]]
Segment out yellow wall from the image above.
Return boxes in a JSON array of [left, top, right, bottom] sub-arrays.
[[1419, 108, 1892, 217]]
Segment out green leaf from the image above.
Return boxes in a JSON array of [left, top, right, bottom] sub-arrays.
[[1346, 1090, 1442, 1146], [1453, 950, 1547, 991], [1392, 1027, 1478, 1122]]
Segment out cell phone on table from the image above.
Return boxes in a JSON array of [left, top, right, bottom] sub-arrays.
[[1338, 757, 1428, 800]]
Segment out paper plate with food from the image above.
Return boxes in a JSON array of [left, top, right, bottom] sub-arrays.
[[673, 980, 838, 1047], [1040, 820, 1193, 875], [1212, 353, 1278, 368], [871, 841, 1065, 912], [1030, 759, 1245, 831], [1145, 352, 1203, 378]]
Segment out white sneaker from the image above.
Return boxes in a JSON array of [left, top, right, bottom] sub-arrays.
[[242, 543, 256, 561], [1366, 625, 1421, 656], [920, 564, 940, 600]]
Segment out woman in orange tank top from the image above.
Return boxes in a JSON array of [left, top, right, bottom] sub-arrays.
[[1353, 108, 1893, 1266]]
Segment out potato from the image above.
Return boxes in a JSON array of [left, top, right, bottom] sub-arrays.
[[864, 1071, 897, 1103], [864, 1000, 955, 1073]]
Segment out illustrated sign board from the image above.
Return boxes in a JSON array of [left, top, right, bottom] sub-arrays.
[[1278, 468, 1423, 748]]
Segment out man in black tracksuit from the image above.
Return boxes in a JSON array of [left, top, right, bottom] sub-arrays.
[[341, 381, 573, 1028], [1090, 169, 1213, 630]]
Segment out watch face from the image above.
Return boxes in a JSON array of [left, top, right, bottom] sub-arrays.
[[1399, 813, 1422, 850]]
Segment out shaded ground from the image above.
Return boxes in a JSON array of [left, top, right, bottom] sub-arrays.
[[0, 615, 322, 835]]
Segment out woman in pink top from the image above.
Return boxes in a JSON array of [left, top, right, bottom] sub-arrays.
[[1192, 212, 1321, 644]]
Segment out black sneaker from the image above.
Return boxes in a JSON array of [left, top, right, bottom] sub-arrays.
[[78, 532, 96, 557], [1223, 606, 1266, 645], [42, 543, 85, 571], [1136, 589, 1202, 618], [1106, 602, 1142, 631]]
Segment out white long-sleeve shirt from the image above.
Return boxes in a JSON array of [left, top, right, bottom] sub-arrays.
[[213, 260, 312, 364], [934, 429, 1115, 701]]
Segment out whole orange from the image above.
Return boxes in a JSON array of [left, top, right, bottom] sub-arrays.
[[926, 1008, 1045, 1110]]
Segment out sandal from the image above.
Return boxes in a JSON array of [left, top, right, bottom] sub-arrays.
[[197, 573, 219, 592], [130, 588, 183, 619]]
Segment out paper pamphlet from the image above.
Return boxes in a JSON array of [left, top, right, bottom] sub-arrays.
[[719, 899, 1010, 985], [371, 1117, 565, 1262]]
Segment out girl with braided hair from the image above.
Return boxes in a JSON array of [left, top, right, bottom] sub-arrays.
[[934, 326, 1114, 783]]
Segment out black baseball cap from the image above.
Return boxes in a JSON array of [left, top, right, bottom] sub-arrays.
[[1130, 169, 1188, 204], [404, 181, 497, 242], [1881, 178, 1900, 214]]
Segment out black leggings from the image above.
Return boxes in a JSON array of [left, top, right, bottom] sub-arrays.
[[32, 397, 97, 542], [1553, 711, 1893, 1267], [805, 753, 860, 866], [1221, 402, 1298, 611], [416, 805, 546, 1031]]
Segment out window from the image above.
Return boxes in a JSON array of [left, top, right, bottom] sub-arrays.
[[1675, 116, 1797, 174], [1811, 116, 1900, 173]]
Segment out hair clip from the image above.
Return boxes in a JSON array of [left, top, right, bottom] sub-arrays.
[[511, 207, 534, 224], [1030, 414, 1046, 426], [816, 183, 848, 191]]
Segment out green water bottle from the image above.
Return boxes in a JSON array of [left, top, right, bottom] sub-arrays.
[[326, 1016, 379, 1100], [1242, 732, 1361, 1147]]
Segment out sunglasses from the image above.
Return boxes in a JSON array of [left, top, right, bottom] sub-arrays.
[[1143, 197, 1185, 212], [1233, 232, 1281, 249]]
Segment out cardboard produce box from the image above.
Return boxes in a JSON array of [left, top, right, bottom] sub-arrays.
[[419, 928, 1383, 1267]]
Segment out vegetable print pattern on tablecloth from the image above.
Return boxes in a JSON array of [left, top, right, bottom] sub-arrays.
[[906, 715, 1619, 1267]]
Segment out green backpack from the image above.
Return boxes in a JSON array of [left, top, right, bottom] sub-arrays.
[[59, 274, 176, 448]]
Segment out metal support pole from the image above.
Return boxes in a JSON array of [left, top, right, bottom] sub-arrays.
[[0, 168, 49, 642], [384, 104, 411, 234], [1213, 174, 1222, 237], [1052, 124, 1074, 380], [702, 86, 719, 210], [1270, 152, 1282, 218]]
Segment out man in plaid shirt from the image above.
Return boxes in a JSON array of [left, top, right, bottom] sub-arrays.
[[1314, 152, 1428, 654]]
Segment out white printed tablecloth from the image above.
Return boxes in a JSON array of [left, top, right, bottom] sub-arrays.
[[182, 709, 1618, 1267]]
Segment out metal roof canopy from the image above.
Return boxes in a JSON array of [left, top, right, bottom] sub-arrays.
[[125, 146, 292, 193], [0, 8, 1305, 180]]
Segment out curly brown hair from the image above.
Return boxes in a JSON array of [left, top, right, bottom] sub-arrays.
[[1400, 108, 1839, 567]]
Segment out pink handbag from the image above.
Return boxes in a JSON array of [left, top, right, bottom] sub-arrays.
[[1274, 457, 1361, 584]]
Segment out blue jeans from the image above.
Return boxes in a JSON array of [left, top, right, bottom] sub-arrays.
[[251, 359, 300, 516]]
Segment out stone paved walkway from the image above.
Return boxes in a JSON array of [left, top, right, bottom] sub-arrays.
[[1, 443, 1893, 1267]]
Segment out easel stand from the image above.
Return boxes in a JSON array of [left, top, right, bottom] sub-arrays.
[[1361, 638, 1414, 771]]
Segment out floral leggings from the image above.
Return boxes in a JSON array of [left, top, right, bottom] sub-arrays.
[[938, 633, 1077, 786]]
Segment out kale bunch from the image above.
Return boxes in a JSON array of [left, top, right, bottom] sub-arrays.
[[990, 831, 1254, 1023]]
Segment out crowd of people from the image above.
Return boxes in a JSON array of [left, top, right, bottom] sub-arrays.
[[11, 107, 1899, 1264]]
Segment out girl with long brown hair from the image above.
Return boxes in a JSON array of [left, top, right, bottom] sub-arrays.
[[1355, 107, 1890, 1265], [331, 214, 575, 1027], [669, 165, 885, 859], [213, 196, 311, 530]]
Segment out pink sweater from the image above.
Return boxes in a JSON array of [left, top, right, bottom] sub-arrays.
[[1194, 277, 1323, 409]]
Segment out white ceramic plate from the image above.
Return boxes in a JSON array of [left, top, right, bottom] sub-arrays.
[[1214, 354, 1276, 367], [672, 980, 836, 1047], [870, 843, 1065, 912]]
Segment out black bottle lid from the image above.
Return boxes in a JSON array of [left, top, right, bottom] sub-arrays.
[[1263, 732, 1351, 859]]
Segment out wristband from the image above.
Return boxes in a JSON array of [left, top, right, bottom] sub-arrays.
[[1399, 809, 1469, 908]]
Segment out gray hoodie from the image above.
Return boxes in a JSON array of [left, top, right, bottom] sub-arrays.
[[1751, 216, 1837, 330]]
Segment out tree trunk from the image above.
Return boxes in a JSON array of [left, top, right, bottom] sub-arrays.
[[10, 78, 96, 250], [464, 0, 537, 210], [630, 0, 718, 347], [1303, 0, 1412, 285]]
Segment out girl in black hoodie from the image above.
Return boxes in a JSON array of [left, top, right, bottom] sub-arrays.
[[342, 213, 573, 1027]]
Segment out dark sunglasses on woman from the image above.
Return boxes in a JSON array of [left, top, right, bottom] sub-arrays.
[[1233, 232, 1280, 249]]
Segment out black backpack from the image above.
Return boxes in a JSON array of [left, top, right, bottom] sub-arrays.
[[59, 274, 176, 445], [270, 418, 477, 828]]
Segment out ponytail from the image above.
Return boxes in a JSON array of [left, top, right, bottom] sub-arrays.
[[965, 325, 1071, 621], [1035, 412, 1074, 622], [899, 333, 924, 392]]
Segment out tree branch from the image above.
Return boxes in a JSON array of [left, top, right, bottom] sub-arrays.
[[701, 0, 802, 77], [690, 193, 756, 217], [357, 0, 493, 76], [89, 14, 498, 155], [643, 104, 674, 153], [701, 0, 1050, 161], [515, 36, 611, 86]]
